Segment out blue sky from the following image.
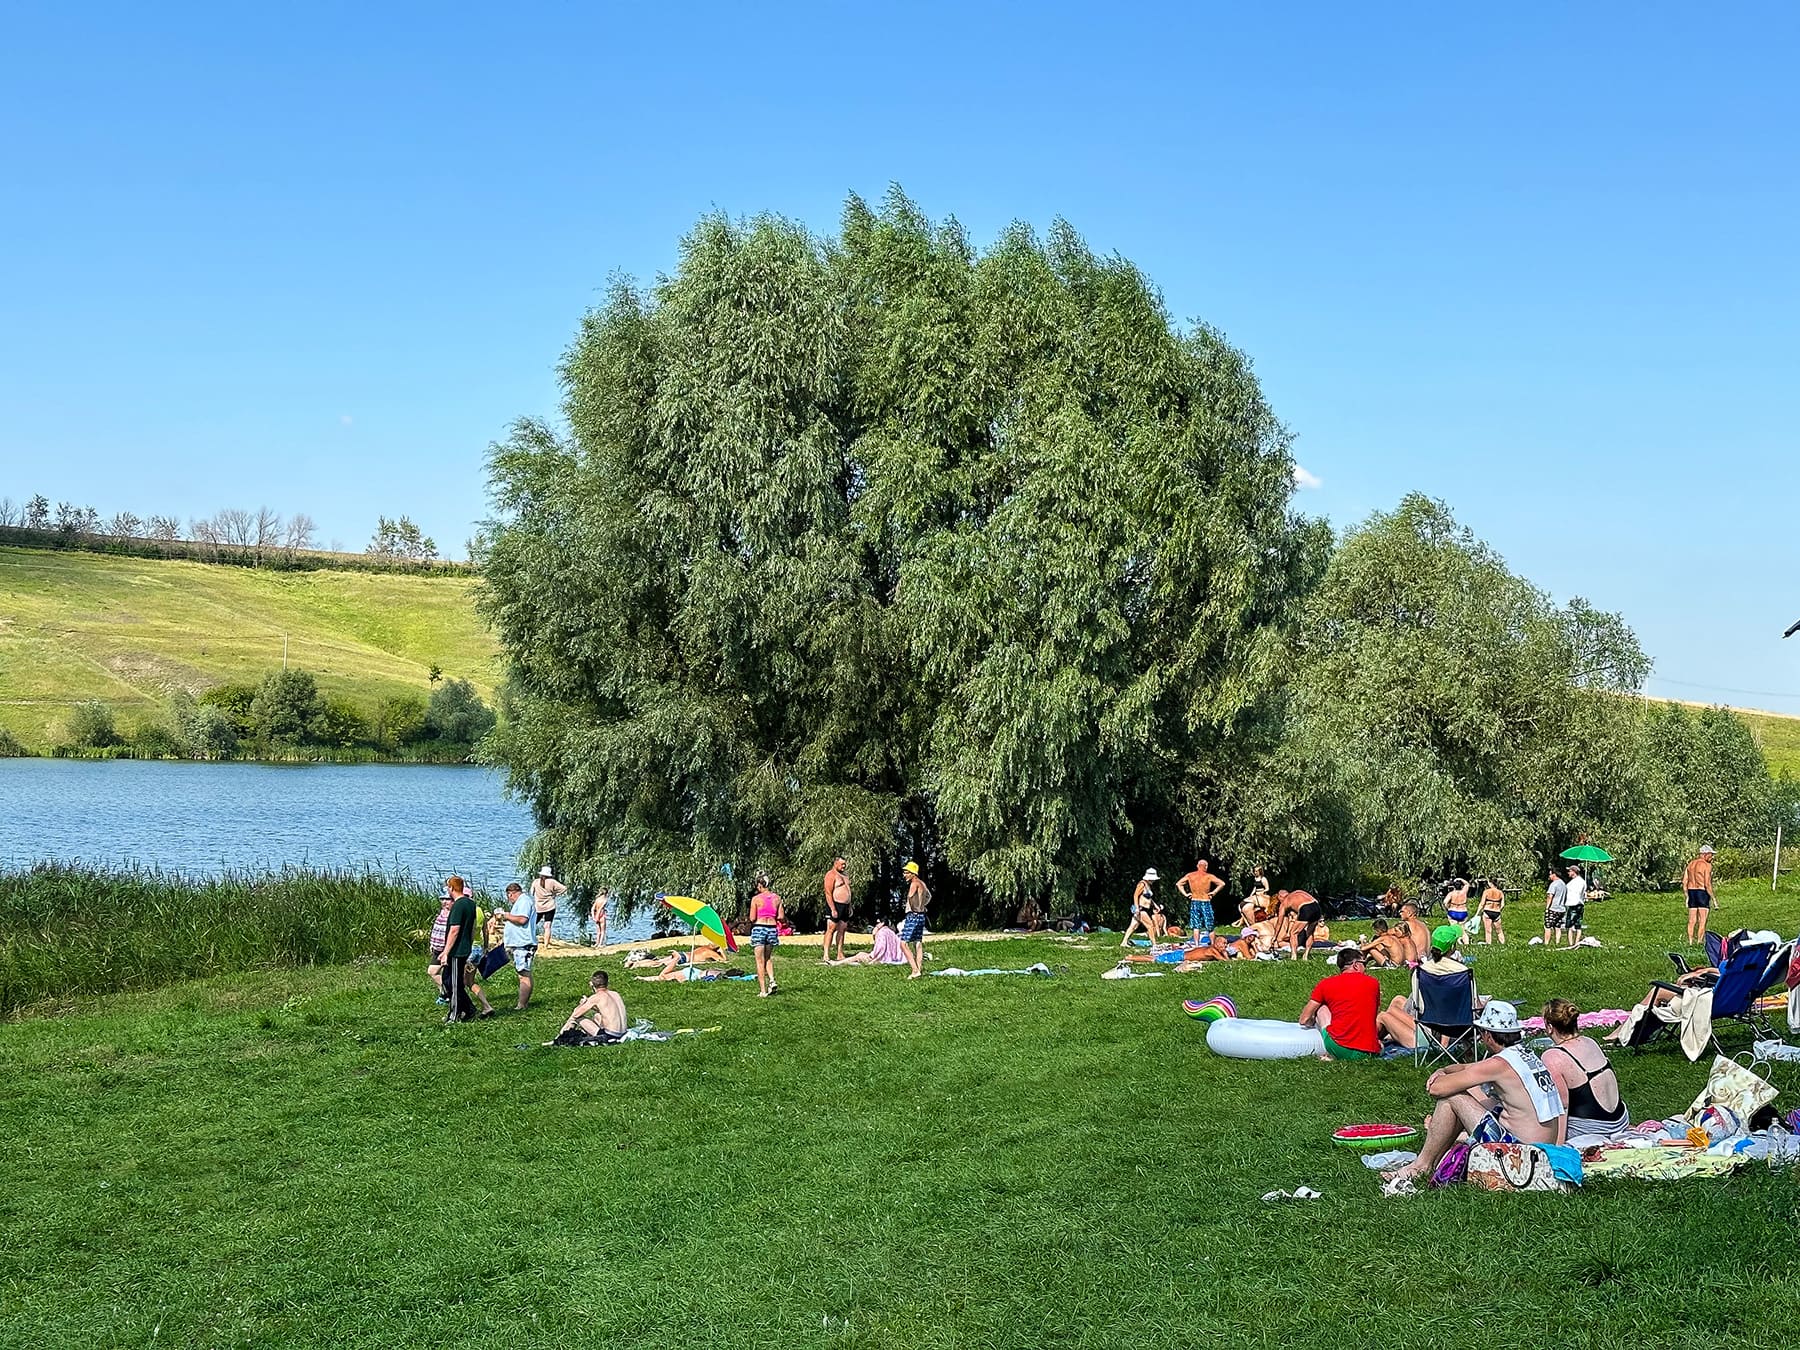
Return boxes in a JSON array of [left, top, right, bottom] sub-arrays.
[[2, 2, 1796, 712]]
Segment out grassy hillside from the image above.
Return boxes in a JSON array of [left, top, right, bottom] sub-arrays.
[[0, 546, 499, 751], [4, 879, 1798, 1347], [1738, 706, 1800, 779]]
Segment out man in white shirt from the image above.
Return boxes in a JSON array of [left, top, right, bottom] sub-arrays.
[[499, 881, 539, 1010], [1562, 864, 1588, 941]]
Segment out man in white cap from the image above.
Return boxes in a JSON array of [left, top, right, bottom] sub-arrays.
[[1683, 845, 1717, 946], [1380, 1000, 1567, 1196], [531, 865, 567, 943]]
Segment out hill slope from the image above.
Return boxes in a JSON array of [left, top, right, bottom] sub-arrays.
[[1737, 706, 1800, 779], [0, 546, 499, 750]]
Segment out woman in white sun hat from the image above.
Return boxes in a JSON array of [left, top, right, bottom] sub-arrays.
[[531, 865, 567, 942], [1121, 868, 1162, 947]]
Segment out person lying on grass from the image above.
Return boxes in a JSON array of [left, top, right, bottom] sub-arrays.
[[1380, 1001, 1566, 1196], [1297, 948, 1382, 1061], [1376, 926, 1477, 1050], [1180, 930, 1259, 962], [557, 970, 628, 1042]]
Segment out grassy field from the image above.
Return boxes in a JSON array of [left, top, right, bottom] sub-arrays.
[[1738, 707, 1800, 779], [4, 879, 1799, 1348], [0, 546, 499, 751]]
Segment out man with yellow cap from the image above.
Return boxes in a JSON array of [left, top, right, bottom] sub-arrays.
[[900, 861, 930, 979]]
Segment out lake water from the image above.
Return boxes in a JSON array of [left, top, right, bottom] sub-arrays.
[[0, 758, 644, 942]]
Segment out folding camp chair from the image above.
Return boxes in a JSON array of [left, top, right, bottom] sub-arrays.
[[1414, 966, 1480, 1067], [1668, 931, 1725, 979], [1709, 937, 1796, 1047]]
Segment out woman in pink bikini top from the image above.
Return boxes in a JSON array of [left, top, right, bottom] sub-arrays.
[[748, 873, 785, 997]]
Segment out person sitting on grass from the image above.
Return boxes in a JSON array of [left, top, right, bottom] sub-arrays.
[[1359, 919, 1411, 968], [556, 970, 628, 1042], [1297, 948, 1382, 1061], [830, 918, 908, 965], [1380, 1001, 1566, 1196], [1377, 926, 1478, 1050], [1394, 902, 1433, 965], [1540, 998, 1631, 1140]]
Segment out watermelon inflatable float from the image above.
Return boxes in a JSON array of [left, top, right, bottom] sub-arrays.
[[1183, 996, 1237, 1022], [1331, 1123, 1419, 1150]]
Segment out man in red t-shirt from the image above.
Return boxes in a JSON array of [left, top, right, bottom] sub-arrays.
[[1298, 948, 1381, 1060]]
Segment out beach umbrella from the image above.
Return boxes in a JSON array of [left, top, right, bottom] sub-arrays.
[[1559, 844, 1613, 864], [659, 893, 737, 952]]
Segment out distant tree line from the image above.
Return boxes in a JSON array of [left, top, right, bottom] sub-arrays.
[[50, 670, 496, 761], [0, 495, 467, 575]]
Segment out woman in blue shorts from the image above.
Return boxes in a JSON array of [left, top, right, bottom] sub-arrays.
[[748, 873, 784, 997]]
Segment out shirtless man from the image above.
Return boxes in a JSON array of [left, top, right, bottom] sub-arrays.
[[1394, 902, 1433, 966], [1181, 930, 1259, 963], [1276, 889, 1324, 960], [821, 858, 852, 963], [1360, 919, 1411, 968], [1176, 859, 1227, 939], [557, 970, 628, 1042], [1381, 1001, 1567, 1196]]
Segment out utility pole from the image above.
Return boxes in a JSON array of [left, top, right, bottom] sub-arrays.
[[1776, 821, 1783, 892], [283, 632, 288, 670]]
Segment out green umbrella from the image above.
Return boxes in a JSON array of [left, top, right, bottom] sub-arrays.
[[1559, 844, 1613, 863]]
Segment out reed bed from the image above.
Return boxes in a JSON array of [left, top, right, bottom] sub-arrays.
[[0, 862, 432, 1015]]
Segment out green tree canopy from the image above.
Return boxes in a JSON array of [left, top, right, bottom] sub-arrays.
[[1283, 494, 1664, 886], [250, 669, 326, 746], [482, 190, 1327, 922], [424, 678, 496, 745]]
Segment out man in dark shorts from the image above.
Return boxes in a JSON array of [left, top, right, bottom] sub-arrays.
[[1282, 889, 1325, 960], [439, 875, 478, 1023], [1683, 845, 1716, 946], [1298, 948, 1380, 1061], [821, 857, 851, 964]]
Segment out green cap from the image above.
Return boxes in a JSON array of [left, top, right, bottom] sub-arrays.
[[1431, 924, 1462, 952]]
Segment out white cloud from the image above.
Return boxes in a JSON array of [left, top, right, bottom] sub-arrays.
[[1292, 464, 1322, 490]]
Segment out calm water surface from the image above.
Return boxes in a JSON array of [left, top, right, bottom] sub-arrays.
[[0, 759, 639, 941]]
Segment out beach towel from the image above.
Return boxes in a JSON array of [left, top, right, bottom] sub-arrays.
[[932, 963, 1053, 978], [1101, 964, 1166, 980]]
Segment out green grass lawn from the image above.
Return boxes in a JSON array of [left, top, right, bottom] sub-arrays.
[[0, 547, 499, 750], [5, 880, 1800, 1348]]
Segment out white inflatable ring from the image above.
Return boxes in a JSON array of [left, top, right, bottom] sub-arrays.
[[1205, 1017, 1325, 1060]]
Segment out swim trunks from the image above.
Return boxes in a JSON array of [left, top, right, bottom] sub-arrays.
[[899, 912, 928, 943], [750, 924, 780, 948], [1320, 1028, 1375, 1060], [1686, 888, 1712, 910]]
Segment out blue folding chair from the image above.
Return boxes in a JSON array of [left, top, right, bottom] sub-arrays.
[[1709, 937, 1795, 1045], [1414, 966, 1480, 1067]]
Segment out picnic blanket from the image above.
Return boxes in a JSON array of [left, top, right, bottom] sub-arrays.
[[932, 962, 1053, 978]]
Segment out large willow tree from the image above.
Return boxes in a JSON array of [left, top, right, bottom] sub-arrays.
[[481, 190, 1326, 922]]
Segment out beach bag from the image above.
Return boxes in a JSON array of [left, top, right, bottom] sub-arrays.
[[1465, 1143, 1571, 1193], [1682, 1055, 1777, 1131]]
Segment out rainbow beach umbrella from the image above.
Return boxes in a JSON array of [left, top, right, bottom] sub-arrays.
[[659, 894, 737, 952]]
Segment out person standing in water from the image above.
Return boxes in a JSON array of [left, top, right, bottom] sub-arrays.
[[749, 872, 784, 997], [821, 858, 851, 964], [531, 865, 567, 944], [901, 861, 931, 979], [590, 887, 610, 949]]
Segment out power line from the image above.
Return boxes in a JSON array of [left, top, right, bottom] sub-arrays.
[[1646, 676, 1800, 702]]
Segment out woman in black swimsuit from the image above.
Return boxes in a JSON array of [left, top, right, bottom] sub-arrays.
[[1540, 998, 1630, 1139]]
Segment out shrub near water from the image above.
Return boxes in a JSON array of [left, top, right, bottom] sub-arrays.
[[0, 863, 431, 1015]]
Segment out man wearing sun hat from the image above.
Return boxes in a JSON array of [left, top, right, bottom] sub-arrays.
[[1683, 845, 1718, 946], [1380, 1000, 1567, 1196], [900, 861, 931, 979]]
